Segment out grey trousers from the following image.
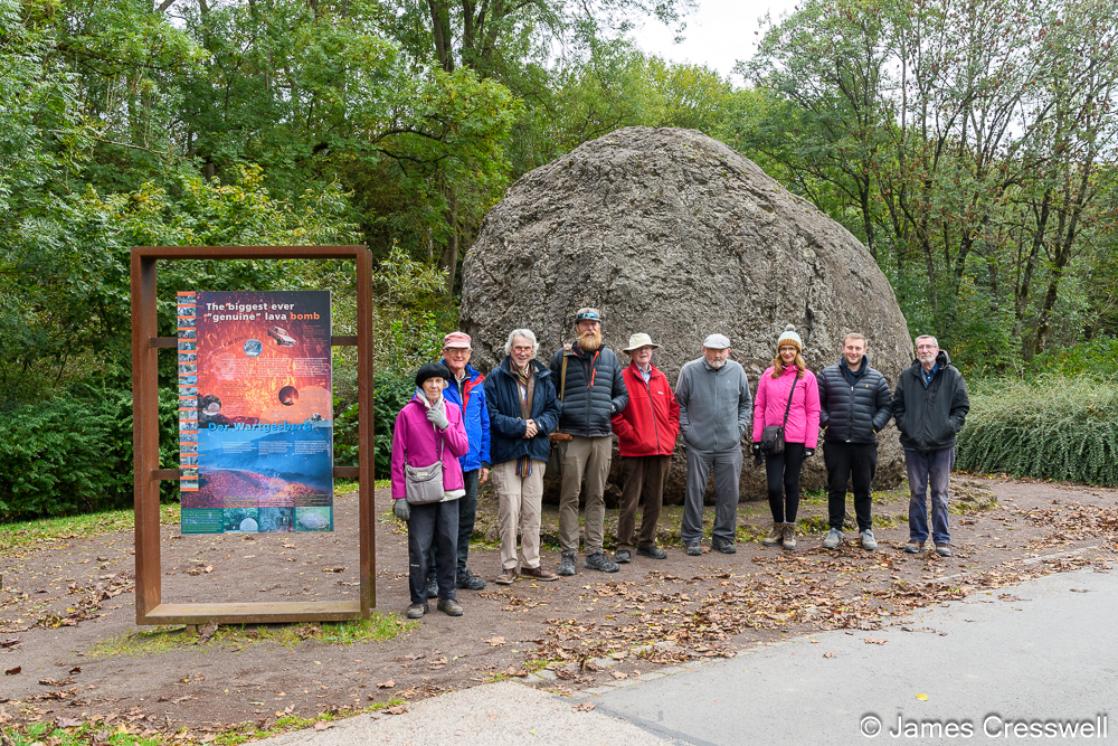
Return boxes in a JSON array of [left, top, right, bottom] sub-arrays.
[[681, 446, 743, 545]]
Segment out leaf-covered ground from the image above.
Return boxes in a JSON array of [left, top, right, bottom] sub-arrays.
[[1, 477, 1115, 744]]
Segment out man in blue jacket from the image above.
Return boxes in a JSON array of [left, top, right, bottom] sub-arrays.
[[893, 335, 970, 557], [426, 331, 491, 595], [484, 329, 561, 584], [817, 333, 892, 551]]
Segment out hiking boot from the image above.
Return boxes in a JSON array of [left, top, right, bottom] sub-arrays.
[[762, 522, 783, 547], [557, 551, 577, 576], [637, 545, 668, 560], [494, 569, 517, 585], [822, 528, 843, 549], [903, 541, 924, 554], [456, 570, 487, 591], [712, 539, 737, 554], [935, 543, 953, 557], [437, 598, 463, 616], [614, 548, 632, 564], [405, 602, 427, 619], [585, 551, 620, 573], [860, 529, 878, 551], [685, 541, 702, 556], [781, 522, 797, 551], [424, 576, 438, 599], [521, 565, 559, 581]]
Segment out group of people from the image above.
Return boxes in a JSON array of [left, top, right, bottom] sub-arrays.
[[390, 308, 970, 620]]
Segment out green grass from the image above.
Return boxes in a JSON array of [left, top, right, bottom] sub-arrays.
[[212, 699, 406, 746], [88, 613, 416, 659], [0, 503, 179, 553], [1, 698, 408, 746], [1, 721, 163, 746]]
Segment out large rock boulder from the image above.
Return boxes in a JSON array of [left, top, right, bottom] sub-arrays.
[[460, 127, 912, 503]]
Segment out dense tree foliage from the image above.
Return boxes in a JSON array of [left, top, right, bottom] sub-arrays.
[[1, 0, 1116, 514]]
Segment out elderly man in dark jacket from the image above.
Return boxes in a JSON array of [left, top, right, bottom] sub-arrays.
[[484, 328, 561, 585], [893, 335, 970, 557], [549, 307, 629, 575], [818, 333, 892, 551]]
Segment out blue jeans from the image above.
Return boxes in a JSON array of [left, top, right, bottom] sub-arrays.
[[905, 447, 954, 545]]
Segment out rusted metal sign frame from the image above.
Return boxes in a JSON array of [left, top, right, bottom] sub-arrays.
[[131, 245, 374, 625]]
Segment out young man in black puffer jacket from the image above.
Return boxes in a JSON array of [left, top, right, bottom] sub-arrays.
[[818, 333, 892, 551]]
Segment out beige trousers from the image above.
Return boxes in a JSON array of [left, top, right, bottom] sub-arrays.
[[558, 435, 612, 554], [491, 459, 546, 571]]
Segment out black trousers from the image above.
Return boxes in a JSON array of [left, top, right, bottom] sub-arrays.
[[765, 443, 806, 523], [824, 441, 877, 531], [428, 468, 479, 581], [407, 499, 459, 604]]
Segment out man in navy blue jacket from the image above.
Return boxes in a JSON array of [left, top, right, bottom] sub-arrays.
[[484, 329, 561, 585]]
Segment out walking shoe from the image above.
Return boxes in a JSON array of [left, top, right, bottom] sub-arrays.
[[637, 545, 668, 560], [424, 576, 438, 599], [712, 539, 737, 554], [557, 551, 577, 576], [437, 598, 463, 616], [405, 602, 427, 619], [934, 543, 953, 557], [614, 548, 632, 564], [860, 529, 878, 551], [822, 528, 843, 550], [494, 569, 517, 585], [456, 570, 487, 591], [761, 522, 783, 547], [685, 541, 702, 556], [781, 522, 797, 551], [585, 551, 620, 573], [903, 541, 924, 554], [521, 565, 559, 581]]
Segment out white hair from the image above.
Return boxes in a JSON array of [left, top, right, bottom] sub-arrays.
[[504, 328, 539, 356], [915, 335, 939, 347]]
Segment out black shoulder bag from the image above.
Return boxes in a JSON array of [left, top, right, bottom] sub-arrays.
[[761, 373, 799, 455]]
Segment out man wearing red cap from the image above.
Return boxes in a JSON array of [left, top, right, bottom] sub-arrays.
[[424, 331, 491, 596]]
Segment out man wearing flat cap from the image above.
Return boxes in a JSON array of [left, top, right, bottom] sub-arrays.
[[550, 307, 629, 575], [611, 333, 680, 562], [675, 334, 752, 556]]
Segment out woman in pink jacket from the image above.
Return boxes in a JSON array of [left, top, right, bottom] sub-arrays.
[[391, 363, 469, 620], [751, 326, 820, 550]]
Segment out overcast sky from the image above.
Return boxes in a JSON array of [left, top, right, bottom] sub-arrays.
[[629, 0, 802, 82]]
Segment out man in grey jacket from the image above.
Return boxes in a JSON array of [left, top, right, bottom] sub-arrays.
[[676, 334, 752, 556]]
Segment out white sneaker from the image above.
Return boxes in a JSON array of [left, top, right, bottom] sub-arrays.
[[822, 528, 843, 549], [860, 529, 878, 551]]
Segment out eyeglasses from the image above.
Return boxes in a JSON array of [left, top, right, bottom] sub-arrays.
[[443, 348, 470, 355]]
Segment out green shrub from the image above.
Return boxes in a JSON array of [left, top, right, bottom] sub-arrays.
[[956, 376, 1118, 485], [0, 388, 180, 522], [335, 371, 415, 482], [1028, 338, 1118, 380]]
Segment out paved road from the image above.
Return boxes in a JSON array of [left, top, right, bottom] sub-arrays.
[[593, 565, 1117, 745], [260, 565, 1117, 745]]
